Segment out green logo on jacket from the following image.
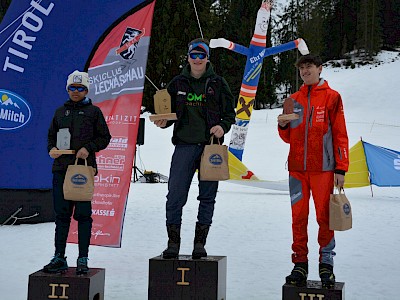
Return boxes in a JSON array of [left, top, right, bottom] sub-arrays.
[[187, 93, 205, 102]]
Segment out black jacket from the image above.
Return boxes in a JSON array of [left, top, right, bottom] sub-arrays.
[[48, 98, 111, 173], [166, 63, 236, 145]]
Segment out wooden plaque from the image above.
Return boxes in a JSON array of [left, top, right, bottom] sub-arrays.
[[278, 113, 300, 121], [50, 149, 76, 155], [149, 113, 177, 122]]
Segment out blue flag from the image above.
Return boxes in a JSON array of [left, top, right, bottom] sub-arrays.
[[363, 141, 400, 187]]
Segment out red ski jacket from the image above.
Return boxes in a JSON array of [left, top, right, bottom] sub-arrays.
[[278, 79, 349, 173]]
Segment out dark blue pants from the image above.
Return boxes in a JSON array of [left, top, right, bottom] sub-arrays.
[[166, 144, 218, 226], [52, 171, 92, 258]]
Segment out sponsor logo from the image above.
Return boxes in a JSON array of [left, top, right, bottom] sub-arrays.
[[107, 136, 128, 151], [0, 90, 32, 130], [106, 114, 136, 125], [343, 203, 351, 215], [92, 208, 115, 217], [71, 174, 88, 185], [290, 191, 302, 203], [187, 93, 205, 102], [394, 156, 400, 170], [94, 174, 121, 188], [209, 154, 223, 165], [97, 154, 125, 171]]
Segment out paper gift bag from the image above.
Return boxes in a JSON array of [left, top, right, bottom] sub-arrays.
[[200, 137, 229, 181], [63, 159, 95, 201], [329, 188, 352, 231]]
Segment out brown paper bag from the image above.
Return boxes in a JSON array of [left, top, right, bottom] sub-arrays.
[[329, 188, 352, 231], [200, 137, 229, 181], [63, 159, 95, 201]]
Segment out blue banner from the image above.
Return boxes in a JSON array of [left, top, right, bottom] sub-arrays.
[[363, 141, 400, 187], [0, 0, 153, 189]]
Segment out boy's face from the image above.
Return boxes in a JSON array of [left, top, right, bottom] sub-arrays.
[[188, 50, 208, 74], [298, 63, 322, 85], [67, 84, 88, 102]]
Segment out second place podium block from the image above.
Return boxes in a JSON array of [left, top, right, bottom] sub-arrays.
[[27, 268, 105, 300]]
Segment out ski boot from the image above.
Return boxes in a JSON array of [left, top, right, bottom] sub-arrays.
[[319, 263, 335, 288], [162, 224, 181, 259], [285, 262, 308, 287], [76, 257, 89, 275], [43, 253, 68, 273], [192, 223, 210, 259]]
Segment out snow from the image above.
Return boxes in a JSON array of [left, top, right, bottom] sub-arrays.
[[1, 50, 400, 299]]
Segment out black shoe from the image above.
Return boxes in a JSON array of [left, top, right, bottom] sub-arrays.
[[286, 262, 308, 287], [319, 263, 335, 289], [43, 254, 68, 273], [76, 257, 89, 275], [162, 225, 181, 259], [192, 223, 210, 259]]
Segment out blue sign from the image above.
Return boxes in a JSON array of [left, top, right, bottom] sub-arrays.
[[0, 0, 151, 189]]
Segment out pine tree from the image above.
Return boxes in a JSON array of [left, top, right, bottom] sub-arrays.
[[381, 0, 400, 48], [0, 0, 12, 22]]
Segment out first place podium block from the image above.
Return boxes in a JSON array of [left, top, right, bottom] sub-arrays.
[[283, 280, 345, 300], [148, 255, 227, 300], [28, 268, 105, 300]]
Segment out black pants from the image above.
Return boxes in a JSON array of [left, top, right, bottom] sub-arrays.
[[52, 171, 92, 258]]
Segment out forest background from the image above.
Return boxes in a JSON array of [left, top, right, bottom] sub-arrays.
[[1, 0, 399, 109]]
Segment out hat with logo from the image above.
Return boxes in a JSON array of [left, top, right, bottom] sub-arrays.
[[66, 70, 90, 92], [188, 41, 210, 58]]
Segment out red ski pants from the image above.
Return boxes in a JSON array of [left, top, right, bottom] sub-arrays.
[[289, 171, 335, 265]]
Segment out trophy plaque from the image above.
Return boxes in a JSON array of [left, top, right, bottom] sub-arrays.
[[150, 89, 177, 122], [53, 128, 75, 155], [278, 113, 299, 122]]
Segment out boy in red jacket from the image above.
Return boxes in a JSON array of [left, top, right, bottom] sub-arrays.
[[278, 54, 349, 288]]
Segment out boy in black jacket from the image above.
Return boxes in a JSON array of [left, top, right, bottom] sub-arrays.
[[154, 38, 236, 259], [44, 70, 111, 274]]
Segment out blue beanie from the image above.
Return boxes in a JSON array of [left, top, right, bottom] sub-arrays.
[[188, 41, 210, 57]]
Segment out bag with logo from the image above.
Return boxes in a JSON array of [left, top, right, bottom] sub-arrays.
[[200, 136, 229, 181], [63, 159, 95, 201], [329, 188, 352, 231]]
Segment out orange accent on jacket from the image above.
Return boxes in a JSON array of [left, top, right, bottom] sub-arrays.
[[278, 79, 349, 172]]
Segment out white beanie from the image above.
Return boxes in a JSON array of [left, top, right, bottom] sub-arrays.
[[66, 70, 90, 92]]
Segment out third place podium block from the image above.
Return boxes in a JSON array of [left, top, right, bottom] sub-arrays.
[[282, 280, 345, 300], [148, 255, 227, 300]]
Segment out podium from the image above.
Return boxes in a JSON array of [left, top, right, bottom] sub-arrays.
[[27, 268, 105, 300], [282, 280, 345, 300], [148, 255, 227, 300]]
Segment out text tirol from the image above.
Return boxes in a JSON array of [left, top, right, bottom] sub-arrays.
[[3, 1, 55, 73]]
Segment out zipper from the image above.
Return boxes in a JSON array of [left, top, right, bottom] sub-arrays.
[[309, 106, 314, 128], [304, 86, 312, 170]]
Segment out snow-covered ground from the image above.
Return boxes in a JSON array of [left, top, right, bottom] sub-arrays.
[[1, 50, 400, 299]]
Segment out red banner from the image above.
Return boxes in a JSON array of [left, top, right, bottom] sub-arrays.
[[67, 1, 156, 247]]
